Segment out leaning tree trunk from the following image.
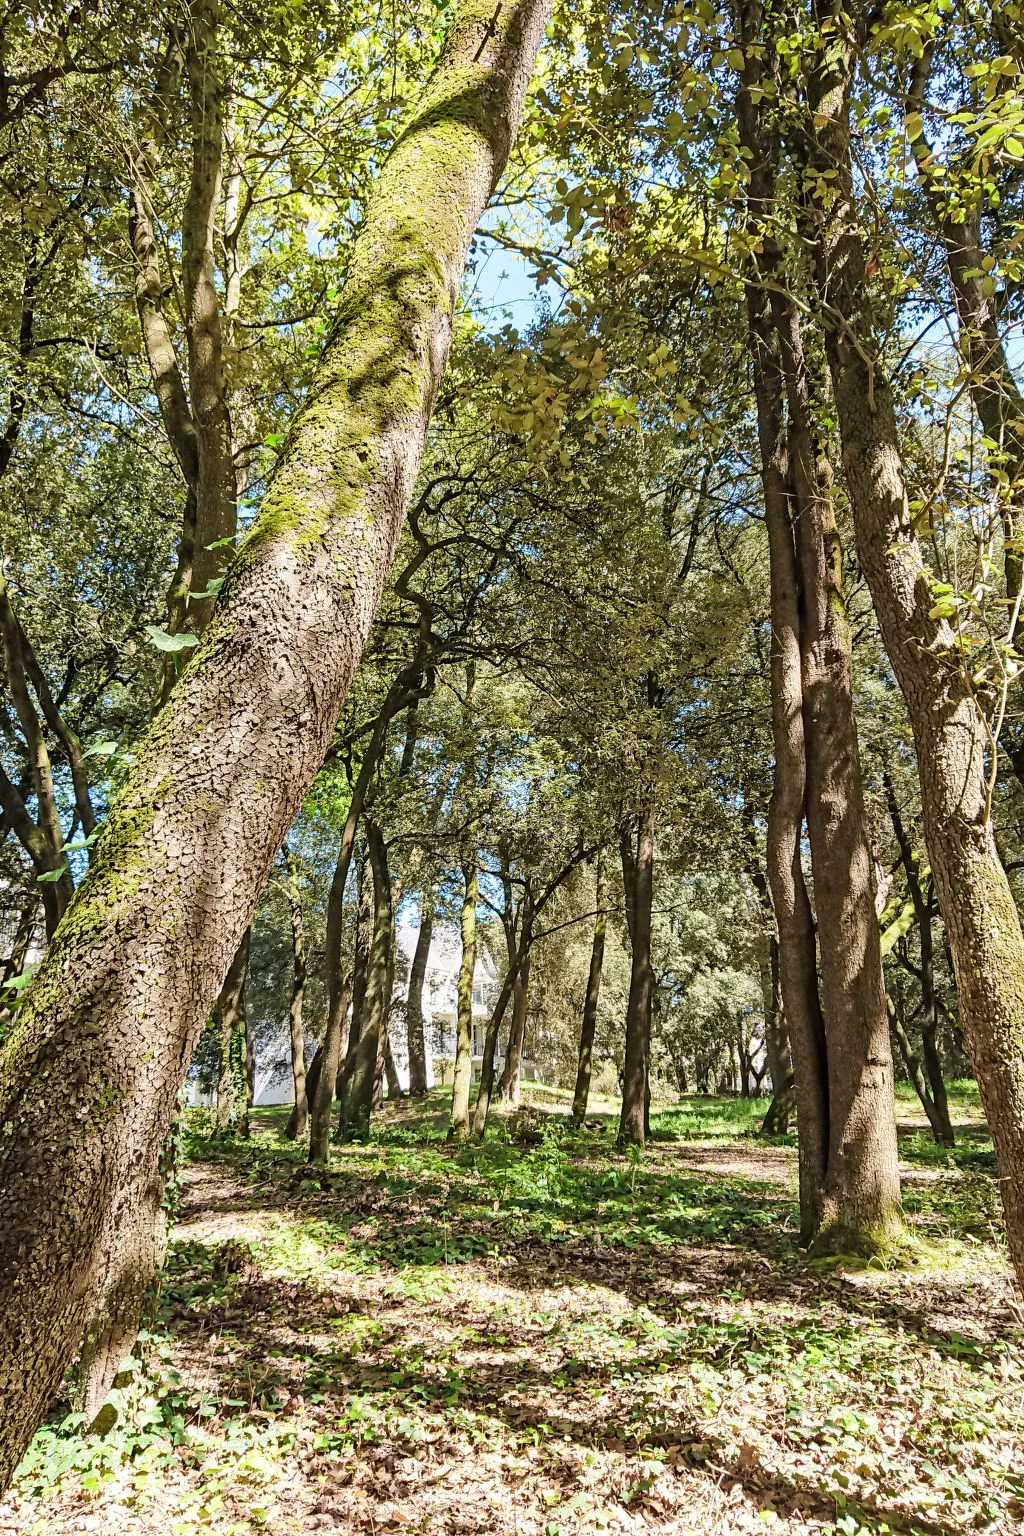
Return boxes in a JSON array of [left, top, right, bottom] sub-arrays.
[[572, 853, 607, 1126], [618, 804, 655, 1149], [803, 0, 1024, 1286], [405, 884, 435, 1098], [0, 0, 551, 1488], [449, 856, 478, 1141], [283, 846, 308, 1142]]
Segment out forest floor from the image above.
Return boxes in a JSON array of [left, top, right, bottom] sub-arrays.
[[2, 1084, 1022, 1536]]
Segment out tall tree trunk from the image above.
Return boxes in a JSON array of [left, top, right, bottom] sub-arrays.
[[572, 853, 607, 1126], [405, 885, 435, 1098], [214, 926, 250, 1137], [761, 936, 796, 1134], [0, 576, 74, 928], [334, 844, 374, 1140], [127, 149, 199, 652], [181, 0, 235, 618], [888, 983, 950, 1146], [473, 911, 530, 1136], [618, 805, 654, 1149], [497, 958, 530, 1107], [338, 821, 394, 1141], [283, 846, 308, 1141], [737, 1027, 751, 1098], [449, 856, 478, 1141], [0, 0, 552, 1485], [801, 0, 1024, 1282], [736, 21, 828, 1235], [736, 2, 901, 1247], [884, 776, 955, 1147], [774, 299, 903, 1251], [294, 1043, 325, 1139], [383, 1030, 403, 1101], [310, 828, 357, 1165], [313, 673, 418, 1157], [905, 46, 1024, 649]]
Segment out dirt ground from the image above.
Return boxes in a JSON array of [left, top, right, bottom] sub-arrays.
[[2, 1095, 1022, 1536]]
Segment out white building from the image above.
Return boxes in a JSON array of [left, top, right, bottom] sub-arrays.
[[187, 921, 534, 1108]]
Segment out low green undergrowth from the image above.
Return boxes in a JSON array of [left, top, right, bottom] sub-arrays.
[[7, 1086, 1019, 1536]]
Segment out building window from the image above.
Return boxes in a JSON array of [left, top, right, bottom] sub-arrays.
[[472, 985, 483, 1005]]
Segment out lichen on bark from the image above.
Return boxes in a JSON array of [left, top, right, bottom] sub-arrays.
[[0, 0, 553, 1491]]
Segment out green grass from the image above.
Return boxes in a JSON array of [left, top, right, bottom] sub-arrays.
[[6, 1083, 1020, 1536]]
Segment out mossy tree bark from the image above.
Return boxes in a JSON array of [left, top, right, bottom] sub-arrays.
[[0, 0, 551, 1488], [803, 0, 1024, 1283], [571, 853, 607, 1126], [449, 855, 478, 1141]]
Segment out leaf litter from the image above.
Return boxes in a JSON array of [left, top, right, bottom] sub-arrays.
[[1, 1089, 1021, 1536]]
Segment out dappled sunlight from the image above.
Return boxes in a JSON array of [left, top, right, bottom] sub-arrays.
[[3, 1092, 1020, 1535]]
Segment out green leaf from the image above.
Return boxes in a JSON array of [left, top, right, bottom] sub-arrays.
[[188, 577, 225, 602], [37, 863, 69, 884], [1, 963, 37, 995], [144, 625, 200, 653], [83, 740, 118, 759], [62, 828, 101, 852]]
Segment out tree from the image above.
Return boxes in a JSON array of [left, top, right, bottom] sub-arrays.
[[796, 0, 1024, 1288], [571, 851, 608, 1125], [0, 0, 552, 1486]]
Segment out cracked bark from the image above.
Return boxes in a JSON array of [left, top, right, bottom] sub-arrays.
[[0, 0, 551, 1485], [803, 0, 1024, 1283]]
